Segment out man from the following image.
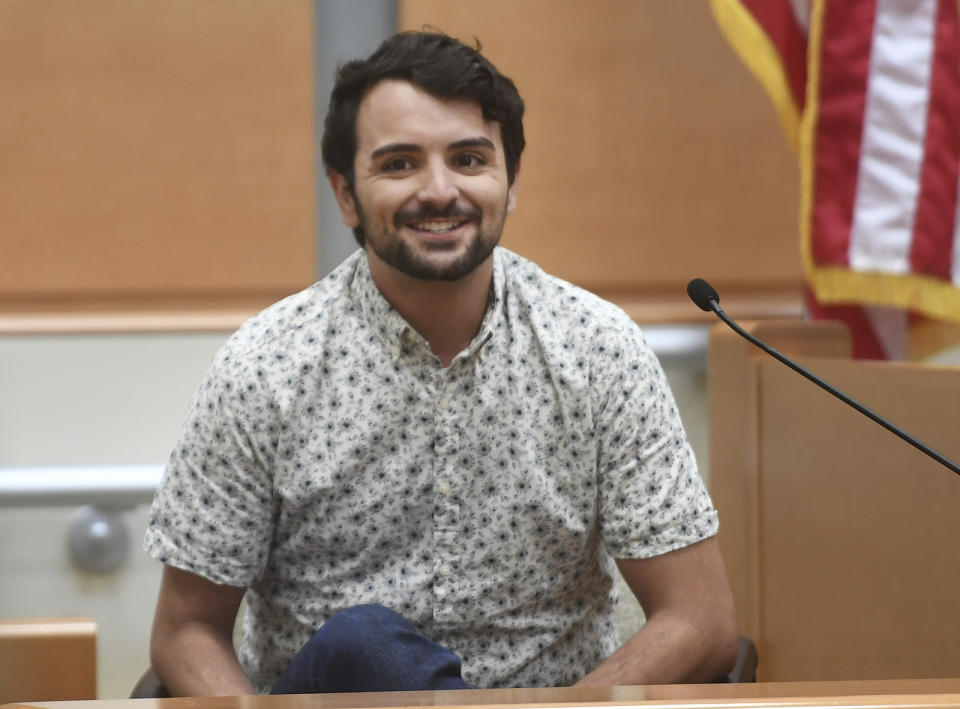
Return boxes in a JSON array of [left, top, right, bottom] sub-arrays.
[[145, 30, 738, 696]]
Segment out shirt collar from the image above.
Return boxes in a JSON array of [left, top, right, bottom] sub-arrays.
[[470, 247, 505, 355], [353, 250, 410, 349]]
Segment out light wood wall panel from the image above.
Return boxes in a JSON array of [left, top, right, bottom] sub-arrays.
[[399, 1, 802, 320], [0, 0, 315, 326]]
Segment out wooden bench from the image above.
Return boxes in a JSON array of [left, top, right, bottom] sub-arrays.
[[0, 617, 97, 702]]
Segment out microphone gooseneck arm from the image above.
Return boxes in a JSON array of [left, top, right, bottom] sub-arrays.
[[689, 278, 960, 477]]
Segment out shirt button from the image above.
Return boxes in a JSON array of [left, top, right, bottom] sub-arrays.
[[439, 564, 452, 577], [437, 480, 451, 495]]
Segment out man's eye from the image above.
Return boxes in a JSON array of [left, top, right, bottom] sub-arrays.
[[455, 153, 486, 168], [383, 158, 413, 172]]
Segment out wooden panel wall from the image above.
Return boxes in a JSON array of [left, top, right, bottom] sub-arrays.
[[2, 2, 802, 329], [399, 1, 803, 321], [0, 0, 314, 329]]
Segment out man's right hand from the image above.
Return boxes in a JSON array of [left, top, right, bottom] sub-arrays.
[[150, 564, 255, 696]]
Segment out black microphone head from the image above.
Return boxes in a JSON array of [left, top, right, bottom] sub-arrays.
[[687, 278, 720, 311]]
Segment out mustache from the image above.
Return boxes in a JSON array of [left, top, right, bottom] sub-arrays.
[[394, 203, 482, 226]]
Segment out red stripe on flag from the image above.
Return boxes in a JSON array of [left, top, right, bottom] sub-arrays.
[[740, 0, 809, 110], [910, 0, 960, 280], [810, 0, 877, 268]]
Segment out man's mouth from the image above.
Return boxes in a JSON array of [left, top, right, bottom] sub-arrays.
[[407, 219, 469, 234]]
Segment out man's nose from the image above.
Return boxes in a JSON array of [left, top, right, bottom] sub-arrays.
[[416, 161, 459, 205]]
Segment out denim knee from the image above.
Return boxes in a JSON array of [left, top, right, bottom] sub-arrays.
[[316, 604, 410, 662], [271, 603, 472, 694], [323, 604, 408, 638]]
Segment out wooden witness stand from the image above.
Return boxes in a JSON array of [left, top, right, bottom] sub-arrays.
[[5, 680, 960, 709], [709, 320, 960, 682]]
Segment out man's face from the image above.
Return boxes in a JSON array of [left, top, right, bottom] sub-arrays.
[[331, 79, 518, 281]]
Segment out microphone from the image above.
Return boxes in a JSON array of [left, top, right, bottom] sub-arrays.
[[687, 278, 960, 477]]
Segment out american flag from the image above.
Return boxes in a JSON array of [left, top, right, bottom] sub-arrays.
[[711, 0, 960, 359]]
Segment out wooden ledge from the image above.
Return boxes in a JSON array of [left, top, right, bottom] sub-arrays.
[[0, 309, 253, 335], [0, 290, 804, 334]]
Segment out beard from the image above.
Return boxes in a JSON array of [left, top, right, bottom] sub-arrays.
[[357, 200, 507, 282]]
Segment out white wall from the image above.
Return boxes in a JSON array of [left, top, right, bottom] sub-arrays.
[[0, 332, 229, 698]]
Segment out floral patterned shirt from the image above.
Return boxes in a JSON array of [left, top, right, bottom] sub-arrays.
[[144, 247, 718, 691]]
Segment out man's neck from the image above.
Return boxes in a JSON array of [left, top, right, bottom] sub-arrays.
[[366, 250, 495, 367]]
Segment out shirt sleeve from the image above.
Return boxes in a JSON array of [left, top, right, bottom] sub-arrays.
[[593, 323, 719, 559], [143, 346, 279, 586]]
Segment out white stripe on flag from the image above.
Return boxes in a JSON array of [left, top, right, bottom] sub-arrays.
[[787, 0, 811, 33], [848, 0, 937, 275]]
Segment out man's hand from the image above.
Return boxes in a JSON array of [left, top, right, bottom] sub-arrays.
[[150, 564, 255, 696], [575, 536, 739, 686]]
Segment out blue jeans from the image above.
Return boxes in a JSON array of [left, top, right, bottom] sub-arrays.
[[270, 604, 473, 694]]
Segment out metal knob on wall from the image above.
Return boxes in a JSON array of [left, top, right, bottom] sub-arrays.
[[66, 505, 130, 573], [0, 465, 164, 573]]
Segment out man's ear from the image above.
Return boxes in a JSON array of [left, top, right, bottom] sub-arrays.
[[329, 171, 360, 228], [506, 159, 521, 214]]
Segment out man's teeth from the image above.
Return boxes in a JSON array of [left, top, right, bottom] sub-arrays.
[[411, 220, 461, 233]]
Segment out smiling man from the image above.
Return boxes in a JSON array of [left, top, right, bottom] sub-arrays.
[[145, 31, 738, 696]]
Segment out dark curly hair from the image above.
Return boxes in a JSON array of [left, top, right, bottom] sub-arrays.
[[321, 31, 525, 245]]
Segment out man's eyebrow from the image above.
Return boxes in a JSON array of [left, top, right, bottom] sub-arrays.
[[369, 142, 422, 161], [368, 137, 496, 162], [449, 137, 496, 151]]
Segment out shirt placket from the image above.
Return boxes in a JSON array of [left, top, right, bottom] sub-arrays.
[[432, 365, 460, 625]]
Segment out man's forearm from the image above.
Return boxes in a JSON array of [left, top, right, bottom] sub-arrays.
[[152, 621, 256, 696], [573, 611, 737, 686]]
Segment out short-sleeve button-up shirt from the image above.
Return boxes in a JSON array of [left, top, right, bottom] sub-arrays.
[[145, 247, 718, 691]]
